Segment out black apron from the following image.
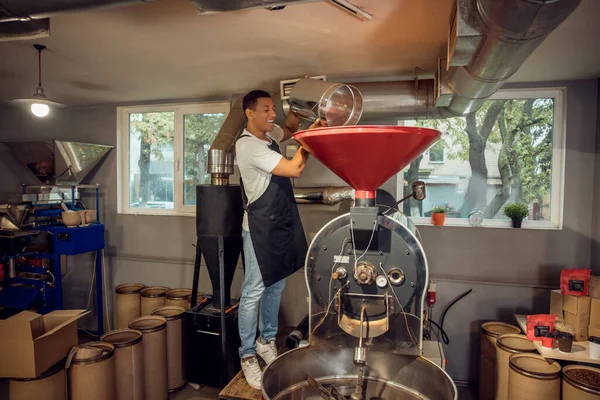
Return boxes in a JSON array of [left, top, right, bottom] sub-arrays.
[[238, 133, 308, 287]]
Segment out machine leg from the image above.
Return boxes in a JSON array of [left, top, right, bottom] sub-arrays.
[[53, 253, 63, 309], [190, 239, 202, 308], [95, 250, 104, 336], [218, 236, 227, 383]]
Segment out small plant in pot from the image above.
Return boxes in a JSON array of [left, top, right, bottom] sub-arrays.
[[502, 202, 529, 228], [555, 320, 576, 353], [431, 205, 446, 226]]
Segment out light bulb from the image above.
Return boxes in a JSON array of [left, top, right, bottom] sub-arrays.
[[31, 103, 49, 117]]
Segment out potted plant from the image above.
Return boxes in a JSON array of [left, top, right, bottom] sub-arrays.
[[502, 202, 529, 228], [555, 320, 576, 353], [431, 205, 446, 226]]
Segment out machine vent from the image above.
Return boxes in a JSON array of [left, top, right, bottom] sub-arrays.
[[279, 76, 326, 100]]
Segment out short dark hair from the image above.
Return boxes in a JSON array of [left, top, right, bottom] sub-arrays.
[[243, 90, 271, 112]]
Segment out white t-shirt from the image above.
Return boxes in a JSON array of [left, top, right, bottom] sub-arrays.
[[235, 126, 285, 231]]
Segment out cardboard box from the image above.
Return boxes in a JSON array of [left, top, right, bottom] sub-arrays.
[[0, 310, 87, 378], [548, 290, 591, 341], [589, 325, 600, 338], [591, 298, 600, 327], [590, 276, 600, 299]]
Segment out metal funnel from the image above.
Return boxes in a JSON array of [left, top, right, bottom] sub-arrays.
[[2, 140, 113, 185]]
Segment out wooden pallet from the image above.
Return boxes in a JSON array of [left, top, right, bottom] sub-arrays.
[[219, 369, 263, 400]]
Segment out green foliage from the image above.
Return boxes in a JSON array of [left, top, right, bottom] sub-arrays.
[[183, 113, 227, 204], [431, 205, 446, 214], [502, 202, 529, 220]]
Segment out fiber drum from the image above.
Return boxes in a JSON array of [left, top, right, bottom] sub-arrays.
[[507, 353, 561, 400], [9, 359, 66, 400], [115, 283, 145, 328], [480, 322, 520, 400], [151, 306, 186, 392], [100, 328, 145, 400], [495, 334, 536, 400], [562, 365, 600, 400], [129, 315, 168, 400], [67, 342, 116, 400], [166, 288, 192, 309], [140, 286, 169, 315]]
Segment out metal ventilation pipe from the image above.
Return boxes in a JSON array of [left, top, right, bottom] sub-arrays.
[[0, 0, 158, 22], [441, 0, 582, 115]]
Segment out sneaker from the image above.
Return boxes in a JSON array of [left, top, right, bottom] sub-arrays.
[[241, 357, 262, 390], [256, 339, 278, 365]]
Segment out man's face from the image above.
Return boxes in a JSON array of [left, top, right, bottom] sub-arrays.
[[247, 97, 277, 133]]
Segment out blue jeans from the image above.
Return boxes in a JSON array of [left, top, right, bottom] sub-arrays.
[[238, 230, 286, 359]]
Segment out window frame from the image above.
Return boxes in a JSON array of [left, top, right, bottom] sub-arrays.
[[427, 141, 445, 164], [397, 87, 566, 230], [117, 101, 230, 216]]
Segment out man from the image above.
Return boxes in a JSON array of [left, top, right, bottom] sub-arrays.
[[235, 90, 326, 389]]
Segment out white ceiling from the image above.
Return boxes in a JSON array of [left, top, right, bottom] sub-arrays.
[[0, 0, 598, 107]]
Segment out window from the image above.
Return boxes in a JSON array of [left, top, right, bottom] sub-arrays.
[[118, 102, 230, 215], [397, 88, 565, 229], [428, 141, 445, 163]]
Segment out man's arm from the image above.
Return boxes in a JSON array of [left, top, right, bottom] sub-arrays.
[[271, 147, 309, 178]]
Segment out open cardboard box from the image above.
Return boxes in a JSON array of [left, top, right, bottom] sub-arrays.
[[0, 309, 88, 378]]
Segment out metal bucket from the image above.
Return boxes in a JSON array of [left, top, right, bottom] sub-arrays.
[[262, 345, 456, 400], [288, 78, 363, 127]]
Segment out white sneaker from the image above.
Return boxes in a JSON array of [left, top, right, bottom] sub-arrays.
[[256, 339, 278, 365], [241, 357, 262, 390]]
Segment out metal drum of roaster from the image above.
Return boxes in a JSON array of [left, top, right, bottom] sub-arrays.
[[116, 283, 145, 329], [140, 286, 169, 316], [152, 306, 186, 393], [479, 322, 521, 400], [562, 365, 600, 400], [166, 288, 192, 309], [68, 342, 116, 400], [129, 315, 168, 400], [10, 359, 66, 400], [100, 328, 145, 400], [508, 353, 561, 400], [495, 334, 536, 400]]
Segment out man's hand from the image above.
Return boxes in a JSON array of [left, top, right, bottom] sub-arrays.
[[309, 118, 328, 130]]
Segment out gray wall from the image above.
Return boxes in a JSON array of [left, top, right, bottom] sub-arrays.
[[591, 78, 600, 274], [0, 79, 598, 383]]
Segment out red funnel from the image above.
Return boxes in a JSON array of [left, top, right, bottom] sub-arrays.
[[294, 125, 440, 199]]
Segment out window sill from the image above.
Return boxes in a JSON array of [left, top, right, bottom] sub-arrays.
[[118, 209, 196, 217], [410, 217, 561, 230]]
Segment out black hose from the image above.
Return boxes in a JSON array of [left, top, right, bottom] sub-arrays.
[[439, 289, 473, 341], [428, 319, 450, 345]]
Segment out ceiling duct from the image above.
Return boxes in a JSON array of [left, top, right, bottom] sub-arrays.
[[188, 0, 317, 14], [2, 140, 113, 185]]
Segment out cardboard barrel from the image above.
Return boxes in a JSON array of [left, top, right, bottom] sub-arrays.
[[10, 359, 66, 400], [68, 342, 116, 400], [508, 353, 561, 400], [152, 306, 186, 392], [562, 365, 600, 400], [140, 286, 170, 316], [166, 289, 192, 309], [116, 283, 145, 329], [495, 334, 536, 400], [479, 322, 521, 400], [100, 329, 145, 400], [129, 315, 168, 400]]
